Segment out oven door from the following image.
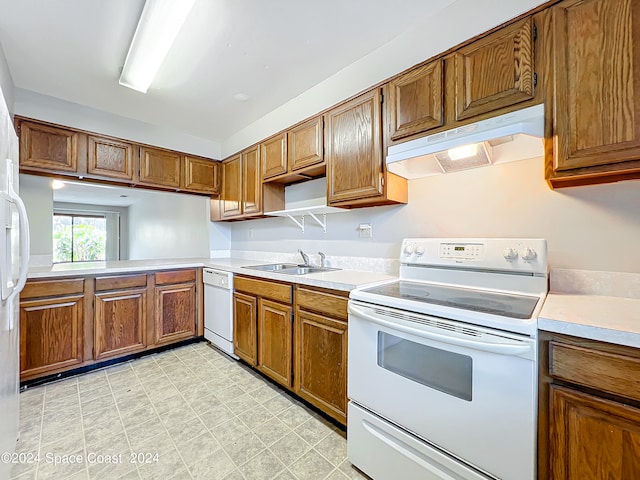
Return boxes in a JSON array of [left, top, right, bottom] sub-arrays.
[[347, 300, 536, 480]]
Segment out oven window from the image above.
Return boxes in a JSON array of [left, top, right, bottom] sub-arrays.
[[377, 332, 472, 401]]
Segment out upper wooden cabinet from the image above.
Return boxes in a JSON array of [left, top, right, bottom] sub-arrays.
[[182, 155, 220, 195], [242, 145, 262, 216], [547, 0, 640, 187], [325, 88, 407, 207], [19, 120, 79, 173], [87, 135, 135, 181], [388, 60, 444, 141], [288, 116, 324, 172], [218, 154, 243, 219], [453, 17, 536, 121], [261, 133, 288, 180], [139, 146, 181, 189], [261, 117, 326, 183]]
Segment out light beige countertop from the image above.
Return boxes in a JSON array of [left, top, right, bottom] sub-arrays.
[[27, 256, 397, 292], [539, 268, 640, 348]]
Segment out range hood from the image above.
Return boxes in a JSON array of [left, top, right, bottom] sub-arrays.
[[386, 104, 545, 179]]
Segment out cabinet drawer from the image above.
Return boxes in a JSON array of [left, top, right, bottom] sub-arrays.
[[234, 276, 292, 304], [295, 286, 348, 321], [549, 342, 640, 401], [95, 274, 147, 291], [155, 269, 196, 285], [21, 278, 84, 299]]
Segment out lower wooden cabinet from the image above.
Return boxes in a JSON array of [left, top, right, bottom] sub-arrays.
[[233, 292, 258, 365], [154, 270, 197, 345], [94, 289, 147, 360], [19, 278, 85, 381], [258, 298, 293, 387], [19, 269, 201, 382], [539, 332, 640, 479], [294, 286, 349, 424]]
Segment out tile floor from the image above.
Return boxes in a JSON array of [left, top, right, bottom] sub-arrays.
[[11, 342, 368, 480]]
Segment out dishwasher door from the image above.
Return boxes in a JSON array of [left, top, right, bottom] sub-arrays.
[[203, 268, 237, 358]]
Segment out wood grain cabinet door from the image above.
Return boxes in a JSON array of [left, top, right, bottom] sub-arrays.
[[388, 60, 444, 140], [20, 295, 84, 379], [19, 121, 79, 173], [233, 292, 257, 365], [183, 156, 220, 194], [242, 145, 262, 216], [257, 299, 293, 388], [139, 147, 181, 188], [295, 309, 347, 424], [87, 135, 134, 181], [552, 0, 640, 172], [261, 133, 288, 180], [550, 385, 640, 480], [220, 155, 243, 218], [325, 88, 384, 205], [154, 282, 196, 345], [454, 17, 536, 121], [288, 116, 324, 171], [94, 289, 146, 360]]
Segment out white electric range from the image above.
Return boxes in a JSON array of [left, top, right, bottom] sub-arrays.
[[347, 238, 548, 480]]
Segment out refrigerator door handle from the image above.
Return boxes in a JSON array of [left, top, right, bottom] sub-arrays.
[[5, 174, 30, 306]]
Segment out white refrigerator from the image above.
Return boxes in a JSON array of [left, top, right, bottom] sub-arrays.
[[0, 89, 30, 479]]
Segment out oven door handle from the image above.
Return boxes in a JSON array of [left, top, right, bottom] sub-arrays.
[[349, 304, 532, 356]]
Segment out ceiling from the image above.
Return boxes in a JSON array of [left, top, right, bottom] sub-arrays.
[[0, 0, 453, 145]]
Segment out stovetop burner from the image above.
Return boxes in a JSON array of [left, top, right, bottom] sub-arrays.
[[360, 281, 539, 319]]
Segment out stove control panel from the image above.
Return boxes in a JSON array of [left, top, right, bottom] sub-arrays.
[[400, 238, 547, 274]]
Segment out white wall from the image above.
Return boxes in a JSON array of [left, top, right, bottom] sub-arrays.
[[222, 0, 545, 157], [128, 192, 210, 260], [19, 175, 53, 265], [229, 158, 640, 274], [14, 89, 221, 159], [0, 41, 13, 115]]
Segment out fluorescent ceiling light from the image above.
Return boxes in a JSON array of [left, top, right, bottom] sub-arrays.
[[119, 0, 197, 93]]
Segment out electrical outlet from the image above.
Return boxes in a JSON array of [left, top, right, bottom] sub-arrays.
[[358, 223, 372, 239]]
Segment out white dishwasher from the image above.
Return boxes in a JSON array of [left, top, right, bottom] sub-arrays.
[[203, 268, 237, 359]]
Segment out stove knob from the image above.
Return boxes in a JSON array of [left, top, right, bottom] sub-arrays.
[[503, 247, 518, 260], [404, 244, 415, 255], [415, 245, 425, 256], [520, 247, 537, 261]]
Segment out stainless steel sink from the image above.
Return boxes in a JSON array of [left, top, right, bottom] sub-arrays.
[[242, 263, 341, 275], [242, 263, 298, 272], [277, 266, 341, 275]]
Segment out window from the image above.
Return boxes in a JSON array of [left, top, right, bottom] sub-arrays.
[[53, 214, 108, 263]]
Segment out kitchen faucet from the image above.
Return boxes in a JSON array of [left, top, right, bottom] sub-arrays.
[[318, 251, 326, 268], [298, 249, 310, 266]]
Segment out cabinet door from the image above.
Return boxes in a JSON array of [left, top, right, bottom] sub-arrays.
[[295, 309, 347, 424], [325, 89, 384, 204], [220, 155, 243, 218], [258, 299, 293, 387], [550, 385, 640, 479], [288, 116, 324, 171], [388, 60, 444, 140], [233, 292, 257, 365], [552, 0, 640, 172], [19, 121, 78, 173], [242, 145, 261, 216], [454, 17, 535, 121], [94, 289, 147, 360], [87, 135, 134, 181], [183, 156, 219, 194], [139, 147, 181, 188], [261, 133, 288, 180], [154, 282, 196, 345], [20, 295, 84, 379]]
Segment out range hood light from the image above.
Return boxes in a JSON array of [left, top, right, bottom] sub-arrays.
[[447, 144, 479, 161]]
